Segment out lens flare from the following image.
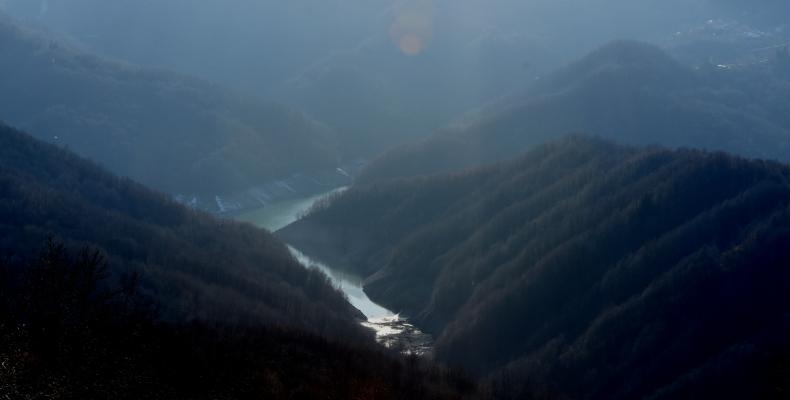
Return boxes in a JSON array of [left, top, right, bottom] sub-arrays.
[[389, 1, 434, 56], [398, 33, 424, 55]]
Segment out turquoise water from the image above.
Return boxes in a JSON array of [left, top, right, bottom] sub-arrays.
[[234, 188, 431, 354], [234, 187, 394, 319], [234, 187, 347, 232]]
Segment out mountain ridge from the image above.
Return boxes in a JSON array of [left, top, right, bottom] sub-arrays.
[[0, 120, 362, 336], [0, 13, 340, 196], [357, 40, 790, 184], [280, 136, 790, 398]]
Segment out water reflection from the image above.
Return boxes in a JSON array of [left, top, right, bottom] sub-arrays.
[[234, 187, 347, 232], [288, 246, 393, 319], [234, 188, 432, 355]]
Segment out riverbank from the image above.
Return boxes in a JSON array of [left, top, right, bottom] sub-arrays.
[[175, 161, 365, 214], [232, 188, 433, 355]]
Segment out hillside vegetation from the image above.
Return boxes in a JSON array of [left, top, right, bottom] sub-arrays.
[[359, 41, 790, 183], [281, 137, 790, 399], [0, 13, 338, 195], [0, 121, 479, 399], [0, 1, 714, 159], [0, 121, 357, 335]]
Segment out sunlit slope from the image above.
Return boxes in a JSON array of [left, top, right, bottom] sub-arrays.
[[0, 14, 339, 195], [281, 136, 790, 398]]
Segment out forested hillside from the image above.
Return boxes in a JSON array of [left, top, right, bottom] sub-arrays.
[[0, 0, 714, 159], [281, 137, 790, 399], [0, 248, 474, 400], [0, 13, 339, 195], [0, 122, 478, 399], [359, 41, 790, 183], [0, 0, 392, 95], [3, 2, 790, 398], [0, 121, 356, 335]]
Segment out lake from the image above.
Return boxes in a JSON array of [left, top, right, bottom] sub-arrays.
[[234, 188, 432, 354]]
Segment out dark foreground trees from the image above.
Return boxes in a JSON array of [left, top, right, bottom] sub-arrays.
[[0, 240, 476, 399]]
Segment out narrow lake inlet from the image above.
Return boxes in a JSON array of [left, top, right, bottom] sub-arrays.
[[234, 188, 433, 355]]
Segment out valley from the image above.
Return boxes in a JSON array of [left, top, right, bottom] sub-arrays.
[[281, 137, 790, 398], [235, 188, 434, 356], [2, 1, 790, 398]]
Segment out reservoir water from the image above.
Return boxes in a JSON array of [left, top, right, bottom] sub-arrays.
[[233, 187, 347, 232], [235, 188, 432, 355]]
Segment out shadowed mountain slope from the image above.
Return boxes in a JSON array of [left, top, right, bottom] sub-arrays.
[[0, 121, 480, 399], [0, 121, 357, 336], [281, 136, 790, 399]]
